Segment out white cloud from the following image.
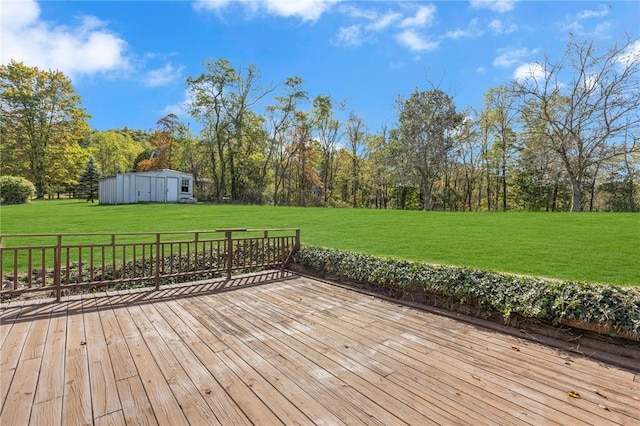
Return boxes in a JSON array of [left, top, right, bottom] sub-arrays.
[[493, 47, 538, 68], [194, 0, 340, 22], [488, 19, 517, 34], [560, 5, 614, 39], [577, 6, 610, 20], [365, 12, 402, 31], [339, 4, 376, 20], [144, 63, 183, 88], [443, 18, 483, 39], [0, 0, 129, 77], [395, 29, 439, 52], [469, 0, 518, 14], [513, 62, 547, 82], [332, 3, 439, 53], [562, 18, 613, 39], [400, 5, 437, 28], [332, 25, 365, 47], [615, 39, 640, 66], [161, 90, 190, 117], [1, 0, 40, 30]]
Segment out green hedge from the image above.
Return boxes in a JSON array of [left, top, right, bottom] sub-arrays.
[[293, 246, 640, 339], [0, 176, 35, 204]]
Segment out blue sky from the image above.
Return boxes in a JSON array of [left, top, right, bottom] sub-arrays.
[[2, 0, 639, 135]]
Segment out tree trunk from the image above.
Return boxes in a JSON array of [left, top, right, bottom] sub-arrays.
[[502, 172, 507, 211], [35, 183, 45, 199], [422, 179, 432, 211], [570, 179, 583, 212]]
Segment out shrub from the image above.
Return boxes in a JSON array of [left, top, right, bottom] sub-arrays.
[[0, 176, 36, 204], [294, 246, 640, 339]]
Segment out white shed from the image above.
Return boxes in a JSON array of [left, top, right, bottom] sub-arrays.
[[99, 169, 197, 204]]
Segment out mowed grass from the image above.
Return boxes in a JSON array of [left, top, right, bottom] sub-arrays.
[[1, 200, 638, 286]]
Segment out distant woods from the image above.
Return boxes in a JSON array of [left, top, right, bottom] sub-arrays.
[[1, 37, 638, 211]]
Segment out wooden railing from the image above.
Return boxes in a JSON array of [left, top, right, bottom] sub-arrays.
[[0, 229, 300, 301]]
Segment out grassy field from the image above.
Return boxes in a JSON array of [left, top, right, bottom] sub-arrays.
[[1, 200, 638, 286]]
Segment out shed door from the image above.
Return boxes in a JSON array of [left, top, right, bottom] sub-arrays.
[[166, 178, 179, 202], [137, 176, 151, 202]]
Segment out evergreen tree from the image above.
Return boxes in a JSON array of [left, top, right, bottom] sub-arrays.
[[77, 157, 100, 202]]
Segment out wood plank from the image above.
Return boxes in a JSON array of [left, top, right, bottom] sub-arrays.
[[30, 397, 62, 426], [296, 308, 526, 425], [224, 292, 460, 425], [295, 278, 639, 386], [115, 304, 189, 425], [189, 293, 413, 425], [0, 357, 42, 426], [131, 302, 219, 425], [217, 348, 315, 425], [0, 313, 32, 409], [366, 299, 639, 393], [151, 300, 253, 425], [170, 299, 286, 425], [98, 305, 137, 382], [256, 281, 640, 425], [33, 312, 67, 407], [304, 282, 628, 422], [83, 296, 122, 419], [1, 303, 53, 424], [333, 303, 640, 423], [2, 273, 639, 426], [115, 376, 158, 426], [261, 290, 544, 424], [190, 309, 347, 425], [0, 301, 25, 348], [62, 303, 92, 426], [94, 409, 126, 426], [172, 296, 364, 424], [289, 279, 640, 398]]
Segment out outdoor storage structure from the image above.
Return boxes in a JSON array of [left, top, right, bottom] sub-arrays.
[[99, 169, 197, 204]]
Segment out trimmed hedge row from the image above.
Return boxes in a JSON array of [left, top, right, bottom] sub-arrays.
[[293, 246, 640, 340]]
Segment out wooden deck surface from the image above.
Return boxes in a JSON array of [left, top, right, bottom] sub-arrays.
[[1, 270, 639, 425]]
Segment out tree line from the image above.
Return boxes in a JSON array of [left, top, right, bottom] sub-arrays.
[[1, 36, 638, 211]]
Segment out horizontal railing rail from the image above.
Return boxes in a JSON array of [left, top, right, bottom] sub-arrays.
[[1, 229, 300, 301]]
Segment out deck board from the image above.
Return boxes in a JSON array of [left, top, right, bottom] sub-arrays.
[[1, 271, 639, 425]]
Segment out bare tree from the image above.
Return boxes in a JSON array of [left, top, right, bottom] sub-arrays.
[[482, 86, 519, 211], [512, 36, 640, 211], [345, 112, 367, 207], [311, 95, 342, 204], [264, 76, 308, 205]]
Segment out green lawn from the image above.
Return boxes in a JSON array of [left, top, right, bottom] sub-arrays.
[[1, 200, 638, 286]]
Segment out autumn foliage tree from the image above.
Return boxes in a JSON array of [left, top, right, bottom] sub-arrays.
[[138, 113, 185, 171], [0, 61, 90, 198]]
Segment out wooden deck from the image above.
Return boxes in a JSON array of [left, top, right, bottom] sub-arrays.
[[1, 271, 639, 425]]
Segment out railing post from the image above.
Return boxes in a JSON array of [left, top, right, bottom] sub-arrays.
[[280, 236, 286, 269], [111, 234, 116, 280], [54, 235, 62, 302], [295, 229, 301, 252], [194, 231, 199, 270], [155, 233, 161, 290], [225, 231, 233, 280]]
